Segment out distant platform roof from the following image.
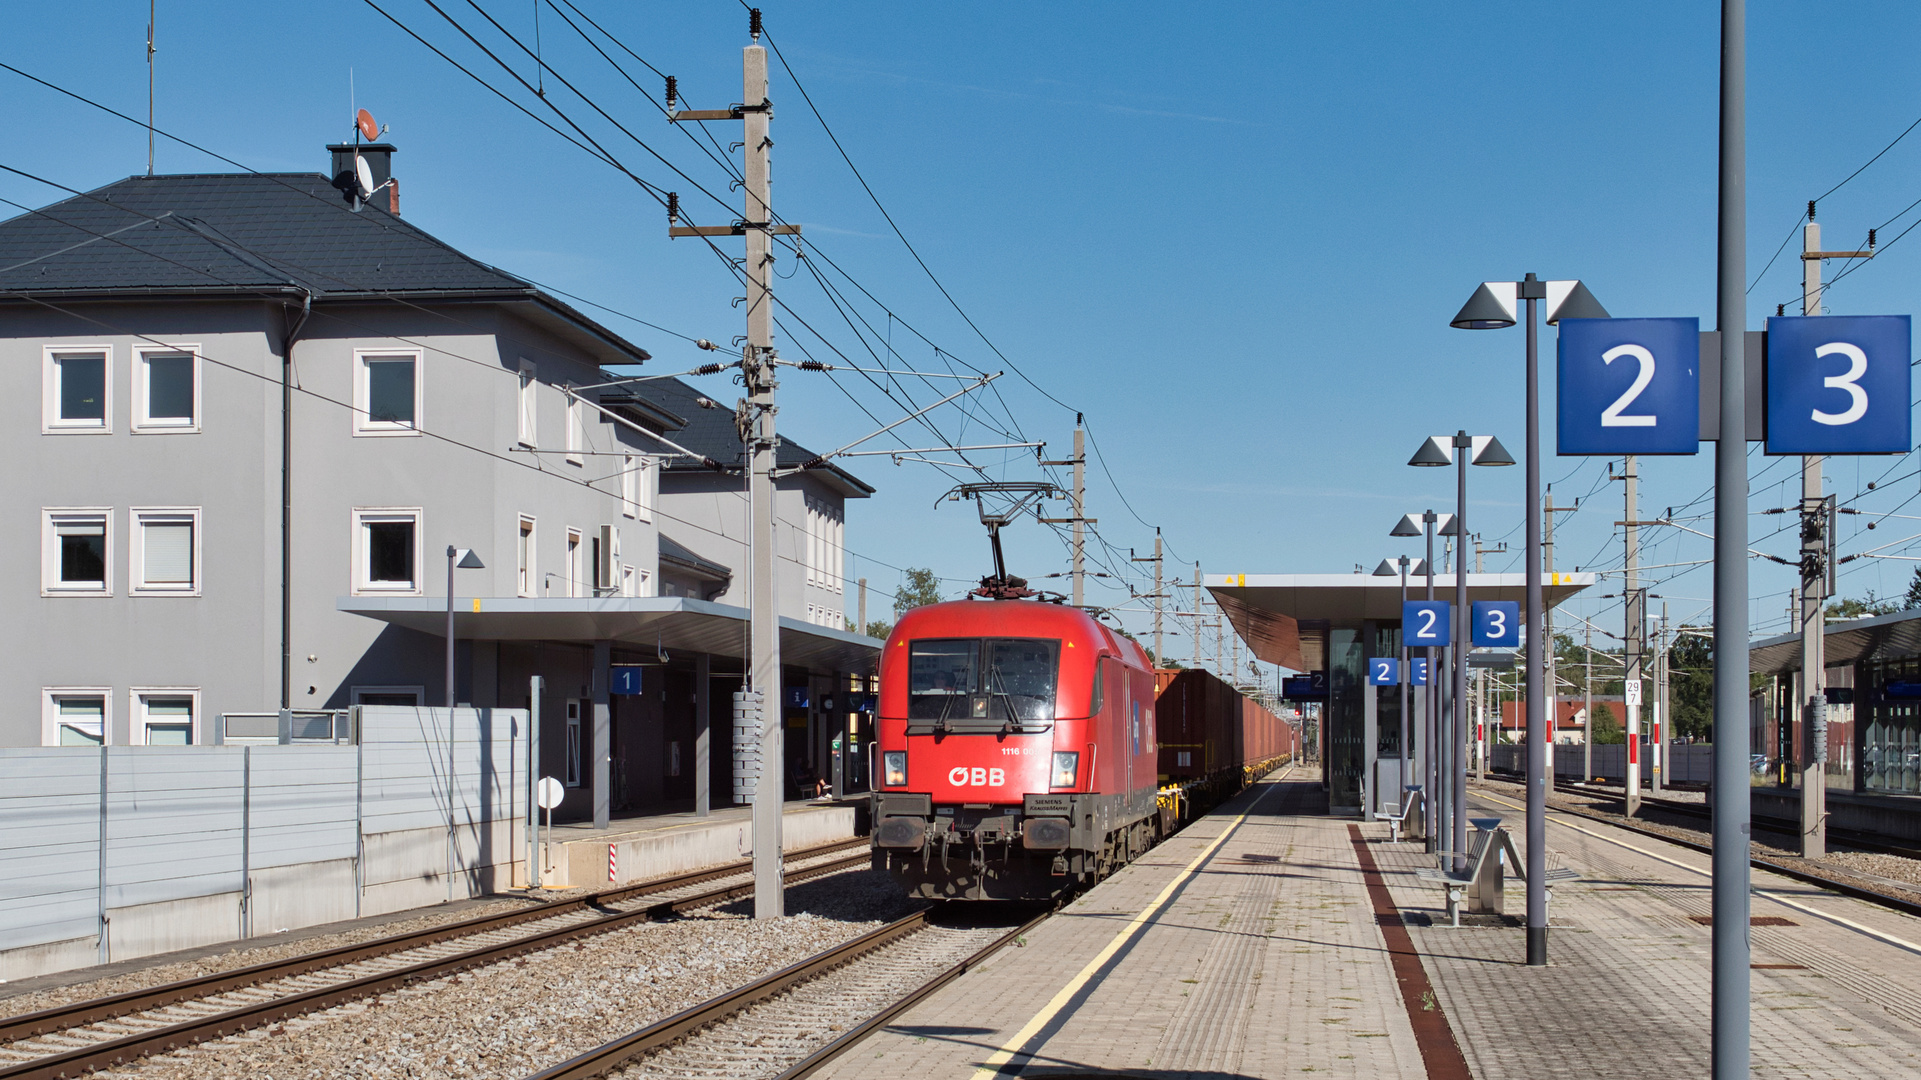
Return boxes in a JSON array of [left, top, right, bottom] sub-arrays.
[[1749, 606, 1921, 676], [1205, 572, 1596, 670], [339, 595, 881, 673]]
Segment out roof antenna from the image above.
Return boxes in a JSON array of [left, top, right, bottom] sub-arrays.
[[146, 0, 156, 176]]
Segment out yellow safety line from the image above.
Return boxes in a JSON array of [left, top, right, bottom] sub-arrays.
[[967, 766, 1294, 1078], [1474, 788, 1921, 956]]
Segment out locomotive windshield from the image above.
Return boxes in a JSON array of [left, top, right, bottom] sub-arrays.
[[907, 638, 1060, 731]]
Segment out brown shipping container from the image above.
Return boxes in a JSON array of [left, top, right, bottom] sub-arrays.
[[1156, 668, 1284, 782]]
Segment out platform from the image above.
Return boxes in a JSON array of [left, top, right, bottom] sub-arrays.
[[818, 766, 1921, 1079], [529, 798, 857, 889]]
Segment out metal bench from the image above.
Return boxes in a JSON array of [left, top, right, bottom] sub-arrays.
[[1380, 785, 1423, 843], [1415, 817, 1579, 927]]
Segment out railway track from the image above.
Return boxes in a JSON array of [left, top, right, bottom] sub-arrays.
[[1469, 778, 1921, 919], [0, 838, 869, 1080], [1552, 779, 1921, 860], [528, 903, 1049, 1080]]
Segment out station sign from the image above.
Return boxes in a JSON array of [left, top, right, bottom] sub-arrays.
[[1281, 672, 1328, 699], [1764, 315, 1912, 455], [610, 666, 644, 695], [1368, 658, 1399, 686], [1471, 601, 1522, 648], [1402, 600, 1451, 647], [1410, 657, 1430, 686], [1557, 318, 1701, 456]]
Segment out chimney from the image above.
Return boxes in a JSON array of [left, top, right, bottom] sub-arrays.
[[326, 142, 399, 214]]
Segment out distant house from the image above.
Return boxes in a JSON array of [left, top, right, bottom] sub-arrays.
[[0, 141, 878, 824], [1498, 696, 1624, 745]]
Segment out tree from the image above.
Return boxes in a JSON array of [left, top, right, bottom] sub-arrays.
[[1904, 567, 1921, 611], [848, 617, 895, 640], [1588, 702, 1624, 744], [1827, 590, 1897, 620], [892, 568, 944, 617], [1667, 634, 1713, 740]]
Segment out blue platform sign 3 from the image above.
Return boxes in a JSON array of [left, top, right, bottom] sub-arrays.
[[1368, 658, 1399, 686], [1403, 600, 1451, 647], [610, 666, 644, 696], [1557, 317, 1701, 456], [1765, 315, 1912, 455], [1471, 601, 1521, 647], [1409, 658, 1429, 686]]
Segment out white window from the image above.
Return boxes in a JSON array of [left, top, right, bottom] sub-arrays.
[[353, 509, 422, 594], [564, 699, 583, 787], [133, 345, 200, 431], [131, 689, 198, 745], [804, 499, 818, 588], [517, 515, 536, 597], [43, 509, 112, 596], [130, 507, 200, 594], [354, 350, 422, 435], [517, 359, 537, 447], [565, 390, 584, 465], [621, 454, 639, 519], [353, 686, 425, 706], [43, 347, 112, 433], [44, 689, 111, 746], [566, 528, 583, 597]]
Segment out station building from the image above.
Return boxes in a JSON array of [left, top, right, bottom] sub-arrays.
[[1206, 570, 1594, 817], [0, 140, 879, 828]]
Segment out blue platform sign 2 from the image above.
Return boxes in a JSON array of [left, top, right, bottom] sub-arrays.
[[1409, 658, 1429, 686], [1368, 658, 1399, 686], [1471, 601, 1522, 647], [1403, 600, 1451, 647], [610, 666, 644, 696], [1765, 315, 1912, 455], [1557, 317, 1701, 456]]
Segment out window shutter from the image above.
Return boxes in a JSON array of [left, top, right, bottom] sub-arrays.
[[145, 522, 193, 584]]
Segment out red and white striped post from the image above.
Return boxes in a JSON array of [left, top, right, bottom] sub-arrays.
[[608, 843, 618, 882]]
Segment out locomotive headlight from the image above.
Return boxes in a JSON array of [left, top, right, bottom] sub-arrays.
[[883, 751, 908, 788], [1050, 751, 1079, 789]]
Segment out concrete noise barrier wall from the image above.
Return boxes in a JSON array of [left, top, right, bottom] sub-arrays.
[[0, 707, 528, 983]]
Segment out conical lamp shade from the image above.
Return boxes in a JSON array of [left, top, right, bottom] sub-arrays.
[[1451, 282, 1518, 329], [1547, 280, 1610, 324], [1372, 559, 1399, 577], [1472, 434, 1516, 466], [1411, 559, 1431, 577], [1391, 514, 1424, 537], [1437, 513, 1459, 536], [1408, 436, 1453, 467]]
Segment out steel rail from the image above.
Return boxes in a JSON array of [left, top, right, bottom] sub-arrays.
[[527, 905, 1047, 1080], [1469, 779, 1921, 919], [1554, 779, 1921, 860], [0, 848, 868, 1080], [0, 836, 864, 1046]]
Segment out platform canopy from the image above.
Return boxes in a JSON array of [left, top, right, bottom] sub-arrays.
[[339, 595, 883, 674], [1204, 572, 1596, 671], [1749, 606, 1921, 676]]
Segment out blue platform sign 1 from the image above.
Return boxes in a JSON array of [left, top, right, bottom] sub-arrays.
[[1765, 315, 1912, 455], [1409, 658, 1429, 686], [1471, 601, 1522, 647], [1557, 317, 1701, 456], [1368, 658, 1399, 686], [610, 666, 644, 695], [1403, 600, 1451, 647]]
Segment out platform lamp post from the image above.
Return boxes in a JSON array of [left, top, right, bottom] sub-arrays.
[[1410, 432, 1514, 871], [1390, 512, 1441, 852], [445, 546, 486, 708], [1450, 274, 1607, 967]]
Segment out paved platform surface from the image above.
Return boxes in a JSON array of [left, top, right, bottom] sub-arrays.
[[818, 766, 1921, 1079]]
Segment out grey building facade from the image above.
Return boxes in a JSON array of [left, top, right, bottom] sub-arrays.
[[2, 143, 878, 824]]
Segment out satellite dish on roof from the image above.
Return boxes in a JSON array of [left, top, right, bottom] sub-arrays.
[[357, 108, 379, 141], [354, 155, 374, 198]]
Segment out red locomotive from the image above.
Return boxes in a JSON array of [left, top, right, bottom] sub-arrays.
[[869, 598, 1162, 900]]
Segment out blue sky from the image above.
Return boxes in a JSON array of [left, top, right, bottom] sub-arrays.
[[8, 2, 1921, 670]]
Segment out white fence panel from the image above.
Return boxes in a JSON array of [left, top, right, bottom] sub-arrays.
[[359, 708, 453, 836], [103, 748, 245, 912], [246, 745, 360, 869], [0, 750, 104, 950]]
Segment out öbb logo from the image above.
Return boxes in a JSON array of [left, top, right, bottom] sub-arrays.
[[947, 766, 1006, 787]]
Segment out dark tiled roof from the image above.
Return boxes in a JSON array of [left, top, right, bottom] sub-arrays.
[[0, 173, 523, 296], [641, 375, 874, 497], [659, 534, 732, 580], [0, 171, 649, 364]]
